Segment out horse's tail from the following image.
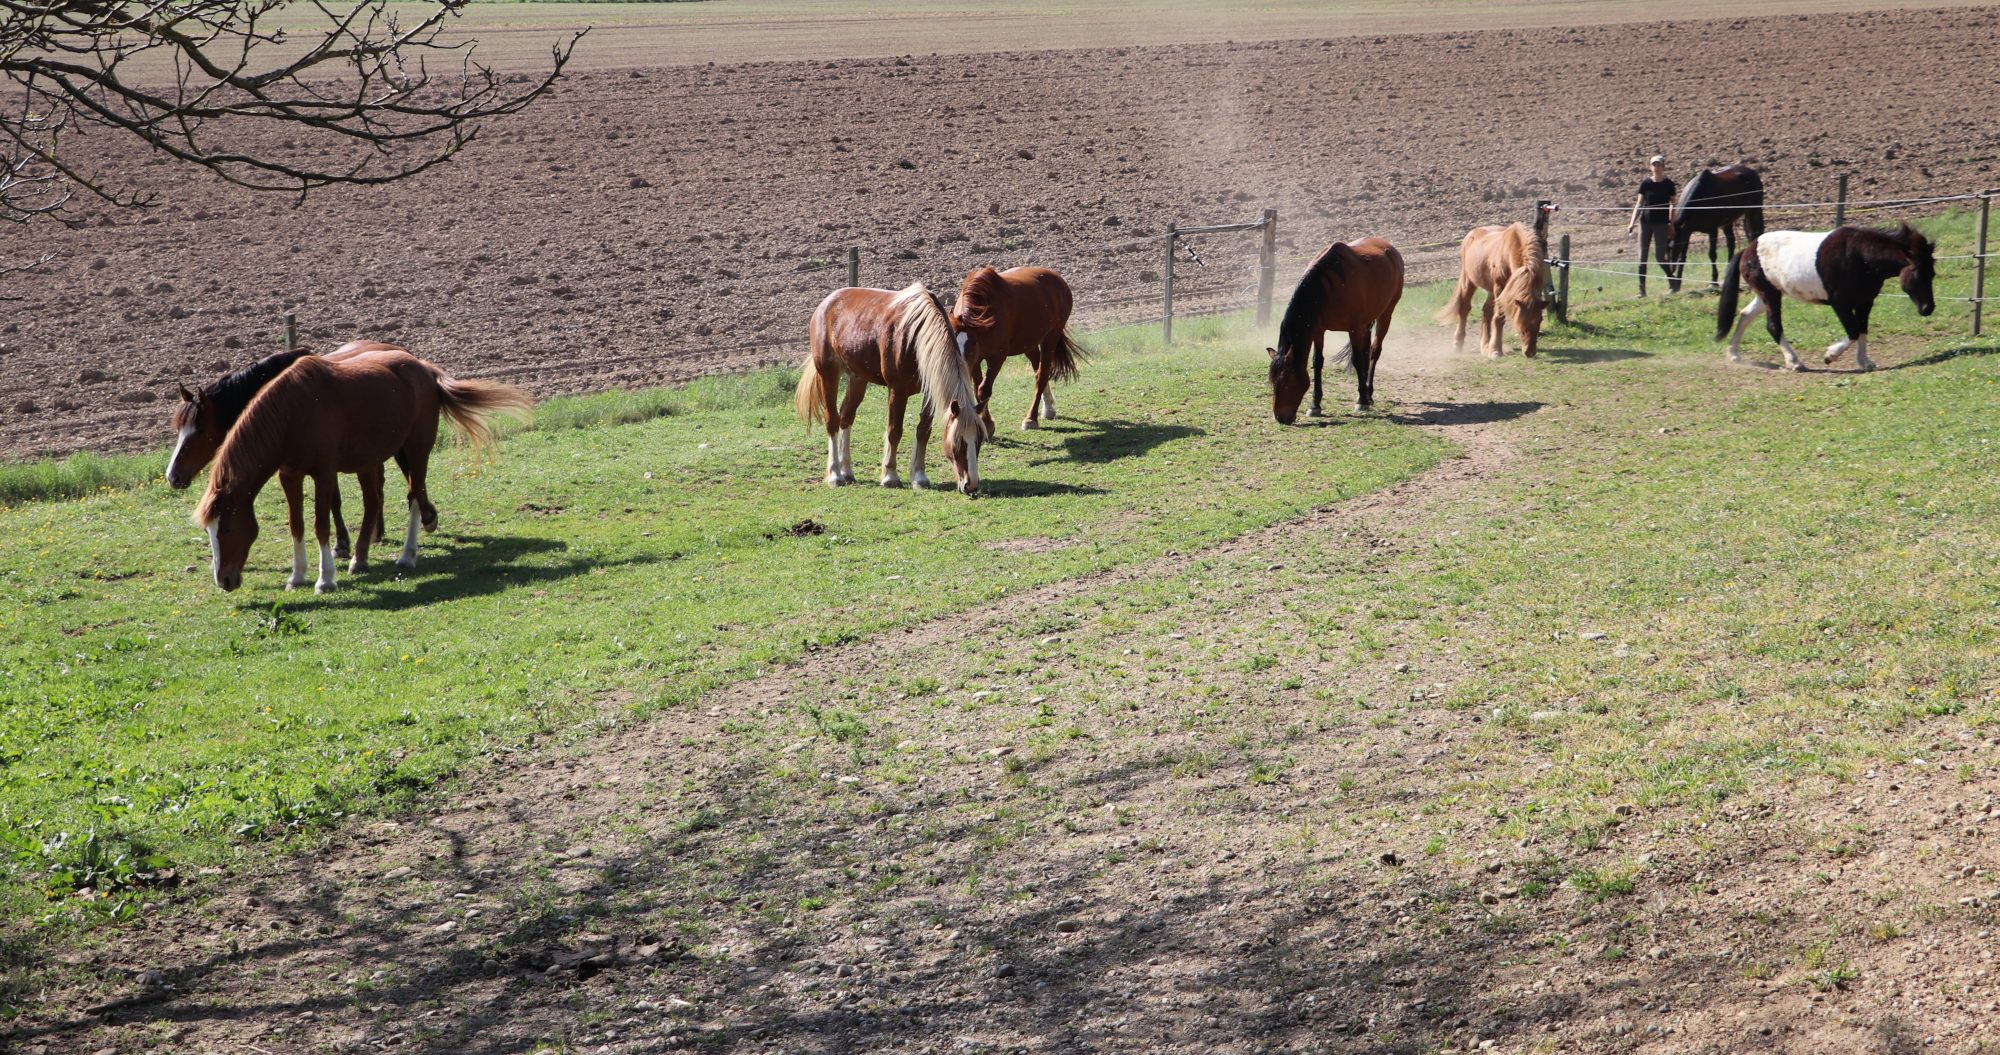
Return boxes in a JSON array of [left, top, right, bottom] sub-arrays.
[[1433, 278, 1472, 326], [794, 352, 825, 426], [1328, 341, 1355, 371], [435, 372, 534, 455], [1045, 329, 1088, 383], [1715, 250, 1744, 342]]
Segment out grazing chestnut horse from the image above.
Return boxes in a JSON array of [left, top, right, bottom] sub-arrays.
[[1717, 223, 1935, 372], [1438, 223, 1549, 358], [195, 352, 532, 593], [1267, 237, 1404, 423], [950, 266, 1086, 433], [167, 340, 405, 557], [795, 283, 989, 495]]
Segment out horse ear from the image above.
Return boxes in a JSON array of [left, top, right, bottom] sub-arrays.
[[178, 383, 195, 402], [1266, 347, 1279, 360]]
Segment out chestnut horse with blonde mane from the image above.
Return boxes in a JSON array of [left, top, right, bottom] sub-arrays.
[[950, 266, 1086, 433], [795, 283, 989, 495], [1267, 237, 1404, 423], [194, 352, 532, 593], [168, 340, 405, 557], [1439, 223, 1549, 358]]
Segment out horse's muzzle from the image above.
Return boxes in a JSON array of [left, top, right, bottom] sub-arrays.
[[216, 570, 242, 592]]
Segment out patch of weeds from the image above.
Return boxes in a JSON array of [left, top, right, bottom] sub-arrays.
[[1568, 864, 1638, 902], [804, 706, 868, 746]]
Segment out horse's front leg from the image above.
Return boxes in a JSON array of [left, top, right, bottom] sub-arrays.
[[910, 397, 934, 490], [311, 470, 338, 593], [280, 469, 309, 590], [1021, 348, 1046, 431], [1307, 335, 1326, 417], [1845, 301, 1876, 371], [348, 464, 385, 574], [974, 356, 1002, 437], [1351, 330, 1376, 410], [1479, 294, 1499, 357], [881, 389, 907, 488], [1762, 294, 1803, 371], [835, 374, 867, 485]]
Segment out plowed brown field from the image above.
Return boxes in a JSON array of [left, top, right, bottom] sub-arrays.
[[3, 5, 1995, 458]]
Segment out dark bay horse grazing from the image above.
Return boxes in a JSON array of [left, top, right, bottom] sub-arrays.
[[1716, 223, 1935, 372], [1438, 223, 1548, 358], [168, 340, 406, 557], [195, 352, 532, 592], [1669, 164, 1766, 289], [1267, 237, 1405, 423], [795, 283, 989, 494], [950, 266, 1087, 433]]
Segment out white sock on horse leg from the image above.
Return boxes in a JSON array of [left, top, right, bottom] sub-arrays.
[[1854, 335, 1875, 371], [396, 500, 420, 569], [289, 537, 308, 589], [316, 540, 337, 593], [1825, 338, 1851, 363], [1042, 390, 1057, 419]]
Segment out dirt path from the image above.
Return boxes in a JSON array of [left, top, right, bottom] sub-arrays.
[[16, 347, 2000, 1054]]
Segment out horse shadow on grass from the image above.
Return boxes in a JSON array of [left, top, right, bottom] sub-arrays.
[[1018, 417, 1205, 467], [256, 532, 656, 613], [1883, 342, 2000, 372], [1391, 400, 1544, 428], [1534, 346, 1650, 364]]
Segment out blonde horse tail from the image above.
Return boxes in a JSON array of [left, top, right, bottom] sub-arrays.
[[435, 373, 535, 456], [795, 352, 826, 426]]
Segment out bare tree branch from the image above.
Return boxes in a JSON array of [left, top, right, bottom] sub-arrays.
[[1, 0, 580, 271]]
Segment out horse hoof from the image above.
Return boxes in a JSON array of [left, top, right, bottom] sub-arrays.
[[910, 473, 930, 490], [286, 578, 309, 591], [315, 581, 337, 595], [1306, 406, 1325, 418], [394, 557, 417, 571], [348, 561, 365, 575], [825, 476, 845, 488], [1021, 419, 1039, 431], [333, 546, 351, 560], [879, 475, 902, 488]]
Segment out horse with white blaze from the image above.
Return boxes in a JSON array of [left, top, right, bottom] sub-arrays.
[[1716, 223, 1936, 372]]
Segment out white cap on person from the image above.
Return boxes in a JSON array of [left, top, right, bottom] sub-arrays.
[[1649, 154, 1666, 165]]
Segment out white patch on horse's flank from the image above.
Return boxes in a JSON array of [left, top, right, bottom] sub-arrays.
[[1757, 232, 1831, 304], [168, 424, 197, 479]]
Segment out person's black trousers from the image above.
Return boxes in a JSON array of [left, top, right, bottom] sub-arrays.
[[1638, 220, 1681, 294]]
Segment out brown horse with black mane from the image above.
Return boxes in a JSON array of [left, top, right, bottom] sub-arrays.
[[795, 283, 989, 495], [194, 352, 532, 593], [950, 266, 1086, 433], [1267, 237, 1404, 423], [1439, 223, 1549, 358], [167, 340, 405, 557]]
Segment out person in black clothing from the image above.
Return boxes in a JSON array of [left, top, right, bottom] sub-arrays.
[[1625, 155, 1682, 295]]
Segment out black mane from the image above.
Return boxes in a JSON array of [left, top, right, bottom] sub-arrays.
[[200, 349, 314, 429], [1276, 244, 1347, 358]]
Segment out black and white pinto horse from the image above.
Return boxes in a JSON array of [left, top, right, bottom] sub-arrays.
[[1716, 224, 1935, 372], [1668, 163, 1765, 289]]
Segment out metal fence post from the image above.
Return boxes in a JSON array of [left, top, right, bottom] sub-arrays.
[[1834, 173, 1849, 227], [1162, 223, 1177, 344], [846, 247, 859, 289], [1974, 190, 1992, 338], [1556, 233, 1570, 325], [283, 312, 297, 352], [1256, 208, 1277, 328]]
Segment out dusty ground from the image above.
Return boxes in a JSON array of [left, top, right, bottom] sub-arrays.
[[15, 339, 2000, 1054], [3, 6, 1997, 459]]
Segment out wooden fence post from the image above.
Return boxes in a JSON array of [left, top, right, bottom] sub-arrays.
[[1834, 173, 1849, 227], [846, 247, 859, 289], [1974, 190, 1992, 338], [1162, 223, 1177, 344], [1533, 200, 1553, 305], [1556, 233, 1570, 325], [1256, 208, 1277, 328], [283, 312, 297, 352]]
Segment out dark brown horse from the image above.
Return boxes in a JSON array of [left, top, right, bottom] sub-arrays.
[[194, 352, 532, 593], [1668, 163, 1766, 289], [1716, 224, 1935, 371], [795, 283, 989, 495], [949, 266, 1086, 433], [1438, 223, 1549, 358], [1267, 237, 1405, 423], [168, 340, 405, 557]]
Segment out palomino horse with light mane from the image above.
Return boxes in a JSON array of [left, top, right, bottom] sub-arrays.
[[795, 283, 989, 495], [1716, 223, 1935, 372], [949, 266, 1086, 433], [168, 340, 406, 557], [1267, 237, 1405, 423], [195, 352, 532, 593], [1439, 223, 1549, 358]]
